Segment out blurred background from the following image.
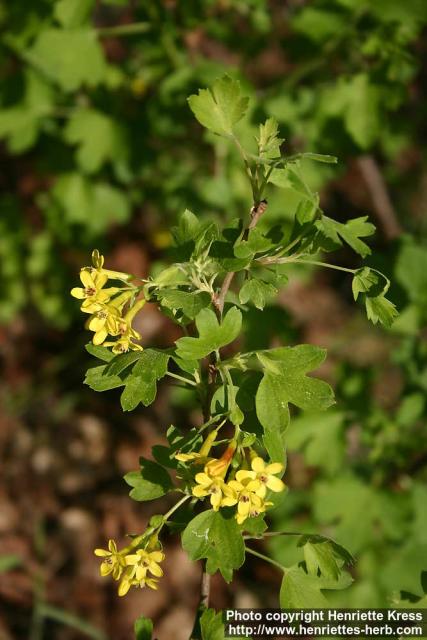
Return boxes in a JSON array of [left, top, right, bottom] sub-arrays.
[[1, 1, 427, 638]]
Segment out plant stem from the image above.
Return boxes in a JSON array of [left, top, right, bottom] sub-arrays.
[[245, 546, 285, 572], [166, 371, 197, 387], [163, 494, 191, 522], [296, 259, 356, 274], [223, 367, 236, 411], [259, 255, 356, 275], [245, 530, 311, 540], [213, 200, 268, 316], [96, 22, 151, 37], [213, 271, 235, 317], [200, 568, 210, 608]]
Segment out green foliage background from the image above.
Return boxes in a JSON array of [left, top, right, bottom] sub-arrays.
[[1, 0, 427, 627]]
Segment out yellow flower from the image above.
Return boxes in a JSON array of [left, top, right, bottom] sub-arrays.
[[117, 548, 164, 596], [175, 428, 219, 464], [118, 572, 159, 596], [237, 457, 285, 498], [203, 440, 237, 478], [91, 249, 133, 281], [86, 291, 134, 345], [192, 472, 237, 511], [86, 305, 121, 345], [71, 268, 118, 313], [104, 299, 145, 353], [175, 451, 210, 463], [94, 539, 126, 580], [124, 549, 165, 581], [227, 476, 264, 525], [104, 324, 143, 353]]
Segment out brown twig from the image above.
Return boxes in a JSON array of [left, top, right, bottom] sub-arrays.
[[357, 155, 402, 241], [200, 568, 211, 608], [212, 200, 268, 316]]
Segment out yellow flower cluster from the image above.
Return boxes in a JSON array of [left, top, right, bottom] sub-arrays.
[[71, 250, 144, 354], [94, 539, 165, 596], [192, 455, 286, 525]]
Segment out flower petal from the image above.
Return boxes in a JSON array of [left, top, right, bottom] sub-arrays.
[[236, 469, 255, 483], [266, 476, 286, 492], [93, 328, 108, 345], [71, 287, 85, 299], [237, 500, 251, 516], [255, 485, 267, 499], [118, 577, 132, 596], [265, 462, 283, 475], [148, 563, 163, 577], [227, 480, 243, 492], [210, 492, 222, 509], [108, 540, 118, 553], [192, 485, 208, 498], [100, 562, 113, 576], [195, 473, 212, 486], [251, 457, 265, 473], [245, 479, 262, 492], [80, 269, 95, 288], [88, 316, 105, 331]]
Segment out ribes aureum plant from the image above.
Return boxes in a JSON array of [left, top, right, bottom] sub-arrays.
[[72, 77, 397, 638]]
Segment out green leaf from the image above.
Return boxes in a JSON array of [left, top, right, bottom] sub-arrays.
[[351, 267, 397, 327], [120, 350, 170, 411], [188, 75, 249, 137], [158, 290, 211, 320], [314, 475, 407, 553], [298, 534, 355, 568], [104, 351, 145, 376], [303, 541, 340, 580], [51, 173, 131, 233], [234, 227, 273, 259], [292, 7, 347, 43], [280, 566, 329, 607], [395, 240, 427, 306], [344, 74, 381, 149], [134, 615, 153, 640], [211, 381, 244, 425], [287, 411, 345, 474], [299, 152, 338, 164], [84, 364, 124, 392], [200, 609, 225, 640], [269, 165, 315, 200], [175, 307, 242, 361], [0, 71, 55, 153], [124, 458, 173, 501], [316, 215, 375, 258], [239, 279, 277, 310], [64, 109, 129, 175], [255, 345, 334, 461], [29, 29, 107, 91], [239, 515, 267, 536], [257, 117, 283, 160], [85, 343, 115, 362], [280, 565, 352, 608], [256, 375, 290, 461], [182, 510, 245, 582], [365, 294, 398, 328], [352, 267, 381, 300], [54, 0, 95, 27], [171, 209, 200, 246]]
